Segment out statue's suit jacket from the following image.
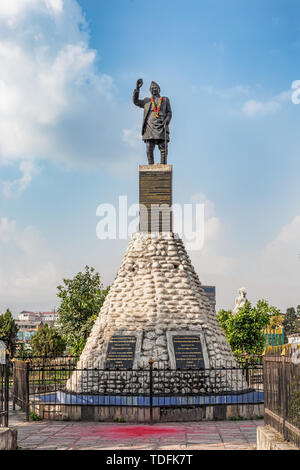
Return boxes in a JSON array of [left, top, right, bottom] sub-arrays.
[[133, 88, 172, 140]]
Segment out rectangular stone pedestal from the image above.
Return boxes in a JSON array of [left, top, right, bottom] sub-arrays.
[[139, 164, 172, 232]]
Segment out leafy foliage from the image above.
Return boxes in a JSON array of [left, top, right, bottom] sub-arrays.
[[217, 300, 279, 356], [269, 313, 283, 328], [288, 376, 300, 427], [57, 266, 109, 355], [0, 309, 19, 356], [30, 323, 66, 357], [283, 307, 300, 338], [29, 412, 42, 421], [16, 342, 32, 359]]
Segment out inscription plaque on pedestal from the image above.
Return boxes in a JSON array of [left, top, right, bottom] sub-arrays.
[[139, 165, 173, 232], [173, 335, 204, 369], [105, 335, 137, 370]]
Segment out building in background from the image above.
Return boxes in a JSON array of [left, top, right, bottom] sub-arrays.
[[288, 333, 300, 345], [38, 311, 59, 326], [18, 311, 40, 322], [18, 309, 58, 326], [263, 327, 285, 346], [16, 309, 59, 347], [202, 285, 216, 312], [16, 320, 41, 344]]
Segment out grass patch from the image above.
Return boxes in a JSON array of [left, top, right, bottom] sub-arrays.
[[29, 412, 42, 421], [229, 416, 248, 421]]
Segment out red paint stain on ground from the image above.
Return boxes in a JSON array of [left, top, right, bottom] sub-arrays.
[[66, 425, 185, 440]]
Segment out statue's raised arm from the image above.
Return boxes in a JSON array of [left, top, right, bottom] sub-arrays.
[[133, 78, 145, 109], [133, 79, 172, 165]]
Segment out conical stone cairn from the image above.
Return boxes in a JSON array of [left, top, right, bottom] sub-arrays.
[[66, 230, 248, 394]]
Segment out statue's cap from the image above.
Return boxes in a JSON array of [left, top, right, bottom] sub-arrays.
[[150, 81, 160, 90]]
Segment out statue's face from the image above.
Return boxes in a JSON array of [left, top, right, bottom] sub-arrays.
[[151, 85, 160, 96]]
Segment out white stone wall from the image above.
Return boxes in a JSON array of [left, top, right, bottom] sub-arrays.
[[66, 233, 247, 393]]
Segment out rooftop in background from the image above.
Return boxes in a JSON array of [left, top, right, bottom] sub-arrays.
[[16, 310, 59, 344], [18, 310, 59, 323], [201, 285, 216, 312]]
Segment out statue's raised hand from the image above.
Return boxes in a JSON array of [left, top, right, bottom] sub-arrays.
[[136, 78, 143, 89]]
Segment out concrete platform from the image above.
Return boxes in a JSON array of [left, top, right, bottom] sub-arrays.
[[257, 425, 299, 450], [10, 406, 261, 450], [0, 427, 17, 450]]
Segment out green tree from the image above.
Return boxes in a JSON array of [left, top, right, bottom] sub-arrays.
[[57, 266, 109, 355], [296, 305, 300, 333], [217, 300, 278, 357], [283, 307, 296, 337], [269, 312, 283, 329], [0, 309, 19, 356], [17, 342, 31, 359], [217, 309, 232, 327], [283, 307, 300, 339], [30, 324, 66, 357]]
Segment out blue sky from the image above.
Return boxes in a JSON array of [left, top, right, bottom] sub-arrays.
[[1, 0, 300, 314]]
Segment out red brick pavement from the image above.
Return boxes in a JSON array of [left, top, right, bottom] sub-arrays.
[[9, 408, 261, 450]]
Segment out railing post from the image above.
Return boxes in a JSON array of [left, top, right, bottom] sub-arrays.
[[4, 352, 9, 427], [281, 356, 288, 440], [25, 360, 30, 421], [244, 358, 249, 385], [68, 356, 71, 379], [12, 359, 16, 411], [149, 358, 153, 425]]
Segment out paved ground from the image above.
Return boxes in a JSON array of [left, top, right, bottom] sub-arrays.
[[9, 408, 262, 450]]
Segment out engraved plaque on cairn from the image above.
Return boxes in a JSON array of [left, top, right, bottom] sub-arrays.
[[105, 335, 137, 370], [173, 335, 204, 370]]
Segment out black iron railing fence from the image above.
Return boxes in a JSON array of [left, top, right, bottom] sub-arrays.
[[0, 355, 9, 427], [264, 345, 300, 449], [12, 357, 264, 422], [12, 360, 30, 420]]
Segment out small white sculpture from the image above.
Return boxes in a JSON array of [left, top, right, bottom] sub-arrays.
[[232, 287, 248, 315]]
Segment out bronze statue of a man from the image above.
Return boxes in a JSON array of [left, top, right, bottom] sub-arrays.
[[133, 79, 172, 165]]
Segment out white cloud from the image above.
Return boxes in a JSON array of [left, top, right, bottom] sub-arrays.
[[242, 89, 291, 117], [0, 0, 37, 19], [238, 215, 300, 312], [197, 84, 251, 99], [0, 217, 60, 313], [0, 0, 63, 17], [190, 193, 216, 219], [2, 160, 38, 198], [242, 99, 280, 117], [197, 82, 291, 118], [122, 128, 142, 149], [259, 215, 300, 281], [188, 193, 233, 278], [0, 0, 137, 196], [46, 0, 63, 13], [186, 194, 300, 312], [0, 218, 16, 242]]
